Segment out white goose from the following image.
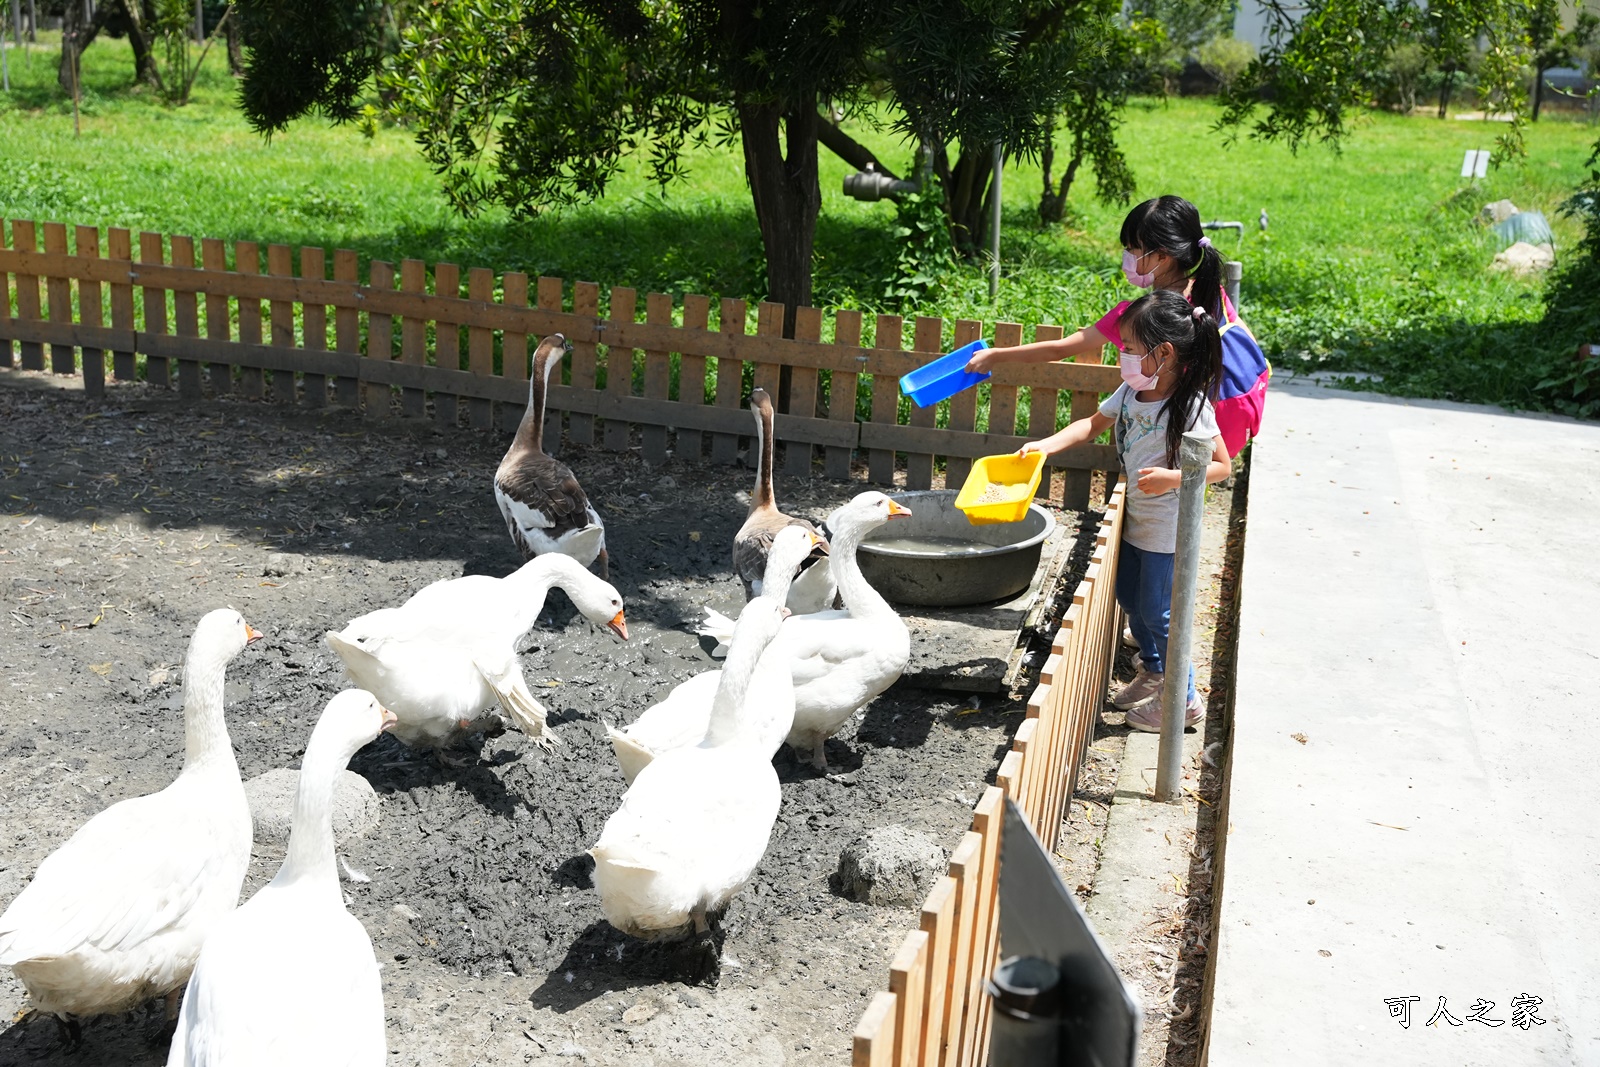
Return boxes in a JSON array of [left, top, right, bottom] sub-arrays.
[[697, 491, 911, 773], [590, 597, 790, 945], [326, 554, 627, 751], [494, 333, 609, 578], [606, 525, 815, 784], [0, 609, 261, 1040], [167, 689, 394, 1067], [731, 387, 834, 613]]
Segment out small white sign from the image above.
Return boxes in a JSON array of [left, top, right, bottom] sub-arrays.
[[1461, 149, 1490, 178]]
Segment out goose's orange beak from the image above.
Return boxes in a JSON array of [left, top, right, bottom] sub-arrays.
[[887, 501, 913, 519], [245, 624, 266, 644], [380, 707, 398, 732], [808, 531, 828, 552], [608, 610, 629, 641]]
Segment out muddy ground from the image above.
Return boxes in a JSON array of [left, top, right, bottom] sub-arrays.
[[0, 368, 1098, 1067]]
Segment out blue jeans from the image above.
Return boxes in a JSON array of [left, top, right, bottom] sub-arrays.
[[1116, 541, 1197, 703]]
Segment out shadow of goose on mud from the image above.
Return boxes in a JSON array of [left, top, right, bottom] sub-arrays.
[[0, 1006, 170, 1067], [529, 919, 728, 1013]]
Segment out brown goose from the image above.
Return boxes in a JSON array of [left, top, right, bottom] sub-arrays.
[[494, 334, 608, 578], [731, 388, 834, 613]]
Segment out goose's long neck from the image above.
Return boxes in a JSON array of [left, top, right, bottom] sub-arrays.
[[181, 645, 238, 775], [704, 626, 771, 747], [751, 401, 775, 512], [514, 355, 555, 453], [500, 568, 560, 637], [831, 519, 895, 619], [279, 739, 346, 892]]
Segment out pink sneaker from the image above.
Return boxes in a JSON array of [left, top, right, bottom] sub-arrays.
[[1124, 695, 1205, 733], [1110, 668, 1164, 708]]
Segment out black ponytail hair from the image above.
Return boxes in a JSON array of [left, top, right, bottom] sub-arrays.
[[1119, 196, 1224, 321], [1122, 289, 1223, 470]]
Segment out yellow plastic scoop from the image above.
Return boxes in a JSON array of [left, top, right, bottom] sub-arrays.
[[954, 452, 1046, 524]]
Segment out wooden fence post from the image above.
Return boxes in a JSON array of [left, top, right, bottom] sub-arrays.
[[399, 259, 428, 418], [988, 323, 1021, 440], [711, 297, 746, 465], [642, 291, 672, 464], [170, 235, 201, 400], [332, 249, 361, 407], [919, 877, 957, 1067], [107, 228, 135, 381], [568, 281, 599, 446], [43, 222, 73, 376], [868, 314, 903, 485], [604, 286, 637, 451], [74, 225, 105, 397], [943, 319, 984, 491], [12, 221, 42, 372], [265, 243, 294, 403], [1030, 324, 1064, 505], [907, 316, 943, 490], [300, 247, 328, 408], [365, 260, 395, 418], [942, 831, 982, 1067], [853, 991, 899, 1067], [466, 266, 495, 430], [138, 231, 169, 388], [890, 930, 930, 1067], [497, 271, 530, 435], [201, 237, 232, 396], [235, 240, 264, 399], [785, 305, 824, 476], [1068, 343, 1105, 509], [433, 262, 461, 428], [677, 292, 711, 461], [826, 310, 864, 481]]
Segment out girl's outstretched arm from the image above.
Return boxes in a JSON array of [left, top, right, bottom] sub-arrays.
[[967, 326, 1110, 373], [1018, 411, 1114, 458], [1133, 435, 1231, 495]]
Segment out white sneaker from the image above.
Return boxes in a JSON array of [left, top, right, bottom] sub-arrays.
[[1125, 694, 1205, 733], [1110, 668, 1164, 709], [1121, 626, 1138, 649]]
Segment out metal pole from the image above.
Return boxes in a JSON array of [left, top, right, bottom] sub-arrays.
[[989, 143, 1002, 300], [9, 0, 17, 49], [2, 33, 8, 92], [194, 0, 203, 41], [1154, 431, 1212, 802], [1223, 260, 1242, 313]]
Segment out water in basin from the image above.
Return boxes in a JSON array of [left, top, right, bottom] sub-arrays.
[[865, 535, 993, 557]]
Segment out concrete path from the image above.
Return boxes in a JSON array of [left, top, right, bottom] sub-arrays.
[[1207, 380, 1600, 1066]]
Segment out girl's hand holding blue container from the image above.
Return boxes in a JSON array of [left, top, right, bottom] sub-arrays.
[[898, 340, 991, 408]]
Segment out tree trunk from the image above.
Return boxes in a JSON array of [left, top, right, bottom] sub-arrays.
[[738, 96, 820, 338], [57, 0, 82, 92], [1438, 67, 1455, 119], [122, 0, 159, 86], [1038, 125, 1084, 226], [1532, 63, 1544, 121], [944, 142, 995, 258], [225, 7, 242, 76]]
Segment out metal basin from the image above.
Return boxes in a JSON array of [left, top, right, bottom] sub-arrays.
[[855, 490, 1056, 607]]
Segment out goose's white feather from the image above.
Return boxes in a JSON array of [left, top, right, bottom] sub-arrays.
[[325, 555, 624, 750], [0, 609, 257, 1018], [167, 690, 388, 1067]]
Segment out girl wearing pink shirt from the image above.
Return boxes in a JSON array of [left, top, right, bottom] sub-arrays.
[[967, 195, 1267, 457]]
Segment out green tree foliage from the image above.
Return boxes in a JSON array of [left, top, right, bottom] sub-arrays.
[[1217, 0, 1531, 162], [235, 0, 386, 134], [1126, 0, 1236, 92], [1526, 0, 1598, 120], [235, 0, 1138, 320]]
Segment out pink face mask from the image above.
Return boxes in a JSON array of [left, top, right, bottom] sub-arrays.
[[1119, 351, 1161, 391], [1122, 249, 1156, 289]]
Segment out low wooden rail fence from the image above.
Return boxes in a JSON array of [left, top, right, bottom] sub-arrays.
[[853, 484, 1126, 1067], [0, 219, 1123, 506]]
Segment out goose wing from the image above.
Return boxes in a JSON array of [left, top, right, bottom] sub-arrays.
[[0, 786, 242, 966], [496, 454, 596, 542]]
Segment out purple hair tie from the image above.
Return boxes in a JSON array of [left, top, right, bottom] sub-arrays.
[[1192, 306, 1206, 320], [1198, 236, 1212, 250]]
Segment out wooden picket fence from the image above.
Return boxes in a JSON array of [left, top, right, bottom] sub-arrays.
[[0, 219, 1124, 505], [852, 483, 1126, 1067]]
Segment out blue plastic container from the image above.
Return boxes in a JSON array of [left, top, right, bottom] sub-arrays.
[[899, 340, 991, 408]]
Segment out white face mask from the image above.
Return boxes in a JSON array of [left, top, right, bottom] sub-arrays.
[[1122, 249, 1156, 289], [1119, 349, 1162, 391]]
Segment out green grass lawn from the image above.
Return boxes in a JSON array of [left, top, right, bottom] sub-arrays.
[[2, 31, 1597, 414]]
